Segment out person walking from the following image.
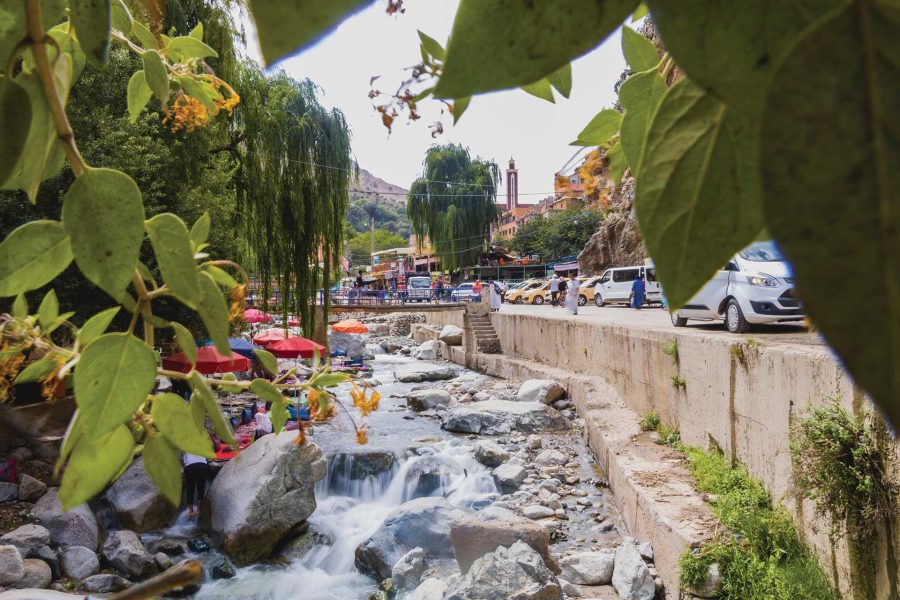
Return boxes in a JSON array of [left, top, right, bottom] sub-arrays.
[[183, 453, 210, 518], [472, 279, 483, 303], [631, 274, 646, 310], [558, 276, 568, 308], [564, 273, 581, 315], [549, 274, 560, 307], [488, 277, 503, 312]]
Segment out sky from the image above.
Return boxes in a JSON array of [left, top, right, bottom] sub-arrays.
[[239, 1, 627, 203]]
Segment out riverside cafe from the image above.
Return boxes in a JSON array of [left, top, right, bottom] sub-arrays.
[[462, 246, 556, 284]]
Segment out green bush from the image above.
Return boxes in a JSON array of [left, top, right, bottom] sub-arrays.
[[640, 410, 660, 432]]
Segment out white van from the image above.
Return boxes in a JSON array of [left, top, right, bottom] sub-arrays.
[[407, 276, 432, 302], [669, 240, 804, 333], [594, 265, 662, 306]]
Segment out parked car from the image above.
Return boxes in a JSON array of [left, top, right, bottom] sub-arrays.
[[506, 279, 545, 304], [451, 282, 479, 301], [407, 276, 432, 302], [522, 281, 551, 304], [594, 265, 662, 307], [668, 241, 804, 333], [576, 275, 603, 306]]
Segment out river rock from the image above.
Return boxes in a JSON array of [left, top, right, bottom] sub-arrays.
[[442, 401, 568, 435], [61, 546, 99, 581], [612, 540, 655, 600], [355, 496, 463, 580], [559, 551, 614, 585], [407, 389, 453, 412], [206, 433, 327, 565], [473, 440, 510, 468], [414, 340, 441, 360], [404, 456, 463, 498], [276, 525, 332, 562], [324, 448, 397, 494], [211, 557, 237, 579], [0, 591, 76, 600], [102, 530, 156, 578], [104, 458, 177, 532], [0, 545, 24, 585], [388, 313, 425, 337], [17, 475, 47, 503], [34, 547, 59, 580], [0, 524, 50, 557], [155, 552, 172, 570], [492, 463, 527, 493], [686, 562, 723, 598], [81, 573, 132, 593], [535, 449, 567, 467], [0, 481, 18, 502], [407, 577, 448, 600], [31, 489, 99, 551], [449, 512, 558, 575], [517, 380, 566, 405], [444, 540, 562, 600], [391, 547, 426, 591], [328, 332, 368, 358], [13, 558, 52, 589], [522, 505, 555, 520], [395, 364, 458, 383], [439, 325, 464, 346]]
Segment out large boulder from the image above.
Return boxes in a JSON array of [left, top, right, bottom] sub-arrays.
[[450, 510, 558, 575], [13, 558, 52, 589], [206, 433, 327, 565], [559, 551, 614, 586], [328, 332, 368, 358], [414, 340, 441, 360], [322, 448, 397, 495], [439, 325, 464, 346], [442, 401, 568, 435], [17, 475, 47, 503], [612, 540, 655, 600], [31, 489, 99, 551], [104, 458, 177, 532], [354, 496, 463, 580], [395, 363, 458, 383], [473, 440, 510, 468], [81, 573, 132, 593], [60, 546, 100, 581], [0, 525, 50, 558], [0, 545, 24, 585], [102, 530, 157, 578], [407, 389, 453, 412], [492, 464, 527, 493], [517, 380, 566, 405], [444, 541, 562, 600]]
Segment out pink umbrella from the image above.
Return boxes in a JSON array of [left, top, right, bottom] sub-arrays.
[[162, 346, 250, 374], [267, 337, 326, 359], [243, 308, 272, 324], [287, 317, 300, 326], [252, 329, 296, 346]]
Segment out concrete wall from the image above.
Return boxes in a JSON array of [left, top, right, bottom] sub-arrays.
[[435, 311, 897, 599]]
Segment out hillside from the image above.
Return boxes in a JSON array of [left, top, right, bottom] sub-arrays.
[[350, 166, 408, 209], [347, 166, 412, 239]]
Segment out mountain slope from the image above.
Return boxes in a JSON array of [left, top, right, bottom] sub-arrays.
[[347, 166, 411, 239]]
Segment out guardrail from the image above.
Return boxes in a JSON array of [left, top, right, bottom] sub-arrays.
[[320, 287, 480, 306]]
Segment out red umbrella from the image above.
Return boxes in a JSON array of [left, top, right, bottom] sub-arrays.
[[243, 308, 272, 324], [162, 346, 250, 374], [267, 337, 326, 359], [287, 318, 300, 326], [253, 329, 296, 346]]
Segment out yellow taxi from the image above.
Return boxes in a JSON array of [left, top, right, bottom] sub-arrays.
[[522, 281, 552, 304], [505, 279, 546, 304], [539, 275, 603, 306]]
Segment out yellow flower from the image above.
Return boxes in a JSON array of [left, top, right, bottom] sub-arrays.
[[163, 93, 210, 133], [356, 426, 368, 445], [229, 284, 247, 323]]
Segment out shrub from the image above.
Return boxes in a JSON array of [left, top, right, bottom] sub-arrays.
[[671, 373, 686, 389], [640, 410, 660, 432], [663, 339, 679, 361]]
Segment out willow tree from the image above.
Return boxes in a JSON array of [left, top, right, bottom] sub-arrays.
[[407, 144, 500, 271], [233, 66, 353, 336]]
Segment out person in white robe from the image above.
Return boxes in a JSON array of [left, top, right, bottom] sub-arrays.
[[565, 274, 581, 315], [488, 278, 503, 311]]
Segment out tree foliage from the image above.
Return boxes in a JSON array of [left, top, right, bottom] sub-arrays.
[[347, 228, 408, 266], [510, 209, 602, 262]]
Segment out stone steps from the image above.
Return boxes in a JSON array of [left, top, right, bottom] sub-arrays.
[[463, 306, 502, 354]]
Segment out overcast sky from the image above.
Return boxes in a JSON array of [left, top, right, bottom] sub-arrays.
[[240, 1, 626, 202]]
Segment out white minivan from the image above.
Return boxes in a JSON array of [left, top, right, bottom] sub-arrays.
[[669, 240, 804, 333], [594, 265, 662, 306]]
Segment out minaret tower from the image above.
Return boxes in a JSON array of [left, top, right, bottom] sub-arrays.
[[506, 158, 518, 209]]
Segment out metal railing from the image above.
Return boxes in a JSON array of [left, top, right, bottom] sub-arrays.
[[320, 287, 481, 306]]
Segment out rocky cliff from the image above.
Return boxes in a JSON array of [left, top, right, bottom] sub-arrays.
[[577, 176, 645, 275]]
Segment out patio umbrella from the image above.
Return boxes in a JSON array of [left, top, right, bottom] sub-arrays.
[[287, 318, 300, 326], [252, 329, 296, 346], [267, 337, 326, 359], [331, 319, 368, 334], [228, 337, 262, 359], [162, 346, 250, 374], [243, 308, 272, 324]]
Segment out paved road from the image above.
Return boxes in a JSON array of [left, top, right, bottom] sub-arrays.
[[499, 302, 827, 348]]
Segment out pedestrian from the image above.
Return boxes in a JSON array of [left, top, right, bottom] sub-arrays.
[[254, 406, 273, 439], [549, 273, 560, 307], [183, 452, 210, 518], [565, 273, 581, 315], [488, 277, 503, 312], [558, 276, 568, 307], [631, 274, 646, 310], [472, 279, 483, 302]]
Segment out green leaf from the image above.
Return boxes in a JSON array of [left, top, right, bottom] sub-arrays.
[[253, 349, 278, 376], [247, 0, 375, 65], [190, 213, 211, 248], [171, 321, 196, 364], [607, 143, 627, 185], [38, 290, 59, 328], [571, 108, 622, 146], [189, 22, 203, 40], [632, 2, 649, 21], [58, 424, 133, 510], [0, 220, 73, 297], [145, 213, 201, 304], [167, 35, 218, 59], [152, 393, 215, 457], [55, 412, 83, 477], [0, 79, 31, 188], [452, 97, 470, 125], [74, 332, 157, 438], [0, 0, 67, 77], [219, 372, 243, 393], [188, 371, 236, 446], [78, 306, 120, 346], [250, 378, 283, 404], [127, 70, 152, 122], [205, 265, 239, 290], [15, 357, 56, 383], [435, 0, 638, 98], [12, 294, 27, 318], [547, 63, 572, 99], [618, 69, 666, 176], [62, 168, 144, 301], [621, 25, 659, 72], [418, 30, 445, 61], [760, 0, 900, 426], [145, 315, 170, 328], [271, 397, 288, 434], [136, 261, 155, 283], [313, 372, 350, 388], [190, 392, 206, 430], [131, 20, 158, 50], [195, 271, 231, 355], [177, 77, 218, 112], [69, 0, 111, 67], [521, 78, 555, 103], [142, 435, 181, 505], [45, 311, 75, 335], [636, 79, 763, 308], [142, 49, 169, 103], [110, 0, 132, 33]]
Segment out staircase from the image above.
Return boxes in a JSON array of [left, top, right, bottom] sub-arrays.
[[464, 307, 502, 354]]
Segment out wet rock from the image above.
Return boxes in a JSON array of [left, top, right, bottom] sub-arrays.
[[535, 449, 567, 467], [449, 512, 558, 575], [444, 540, 562, 600], [395, 364, 458, 383], [517, 380, 566, 405], [522, 505, 555, 520], [381, 341, 402, 354], [210, 557, 237, 579], [559, 551, 614, 585], [414, 340, 441, 360], [473, 440, 510, 468], [391, 547, 426, 591], [13, 558, 52, 589], [102, 530, 156, 578], [0, 524, 50, 557], [155, 552, 172, 570], [407, 389, 453, 412], [442, 401, 568, 435], [355, 497, 463, 580], [81, 573, 132, 593], [60, 545, 99, 581], [17, 475, 47, 503], [439, 325, 464, 346], [404, 456, 463, 498], [0, 481, 18, 502], [407, 577, 448, 600], [104, 458, 177, 532], [206, 434, 327, 565], [277, 525, 332, 562], [638, 541, 653, 562], [31, 490, 99, 551], [329, 332, 369, 358], [34, 547, 59, 580], [492, 464, 527, 493], [0, 545, 25, 585], [686, 563, 723, 598], [149, 538, 188, 556], [187, 537, 210, 553], [612, 540, 655, 600], [325, 448, 397, 493]]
